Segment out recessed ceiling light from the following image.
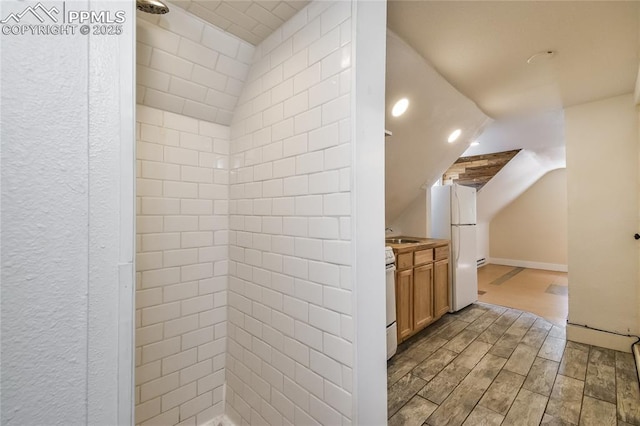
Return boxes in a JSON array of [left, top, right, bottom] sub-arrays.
[[448, 129, 461, 143], [392, 98, 409, 117], [527, 50, 556, 64], [470, 141, 479, 147]]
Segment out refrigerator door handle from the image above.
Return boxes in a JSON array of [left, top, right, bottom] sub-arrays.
[[455, 226, 460, 263], [453, 187, 460, 226]]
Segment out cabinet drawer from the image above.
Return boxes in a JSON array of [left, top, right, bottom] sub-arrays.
[[397, 252, 413, 269], [435, 245, 449, 261], [414, 249, 434, 265]]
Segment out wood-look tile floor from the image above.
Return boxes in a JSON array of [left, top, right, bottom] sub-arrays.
[[387, 303, 640, 426], [478, 265, 568, 325]]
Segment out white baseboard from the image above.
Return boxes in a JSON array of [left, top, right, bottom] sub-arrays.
[[567, 324, 635, 353], [489, 257, 568, 272]]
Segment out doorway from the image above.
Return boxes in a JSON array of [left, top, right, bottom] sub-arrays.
[[477, 167, 568, 325]]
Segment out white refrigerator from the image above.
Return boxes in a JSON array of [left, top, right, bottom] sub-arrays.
[[430, 184, 478, 312]]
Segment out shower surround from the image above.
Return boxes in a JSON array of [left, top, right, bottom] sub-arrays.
[[135, 1, 382, 424], [135, 4, 252, 424]]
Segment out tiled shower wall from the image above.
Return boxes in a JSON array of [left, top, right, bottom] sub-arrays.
[[135, 105, 230, 425], [136, 4, 254, 125], [226, 2, 355, 424], [135, 4, 254, 424]]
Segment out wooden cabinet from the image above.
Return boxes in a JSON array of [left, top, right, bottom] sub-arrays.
[[396, 268, 414, 341], [434, 258, 450, 318], [397, 252, 413, 270], [414, 249, 433, 266], [392, 240, 450, 344], [413, 263, 434, 329]]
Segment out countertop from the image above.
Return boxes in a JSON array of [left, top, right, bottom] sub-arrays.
[[386, 236, 450, 254]]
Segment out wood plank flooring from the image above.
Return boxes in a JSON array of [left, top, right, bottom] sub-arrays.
[[387, 303, 640, 426]]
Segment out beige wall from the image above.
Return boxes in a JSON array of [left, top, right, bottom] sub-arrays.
[[565, 93, 638, 351], [388, 190, 427, 237], [490, 168, 567, 267]]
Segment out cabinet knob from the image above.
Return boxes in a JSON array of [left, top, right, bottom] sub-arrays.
[[635, 233, 640, 240]]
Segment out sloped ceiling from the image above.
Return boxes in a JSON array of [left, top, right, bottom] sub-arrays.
[[464, 111, 566, 223], [136, 3, 255, 125], [388, 1, 639, 119], [385, 31, 491, 224], [477, 148, 566, 224], [463, 111, 565, 158], [136, 0, 310, 125], [171, 0, 309, 45]]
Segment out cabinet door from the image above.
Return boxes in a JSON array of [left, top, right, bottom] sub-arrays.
[[413, 263, 434, 330], [396, 269, 413, 342], [434, 259, 450, 318]]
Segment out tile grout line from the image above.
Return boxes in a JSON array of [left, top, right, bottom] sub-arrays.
[[541, 349, 562, 424], [391, 302, 640, 426], [500, 372, 527, 423], [438, 310, 518, 423], [580, 345, 594, 424], [389, 307, 500, 420], [613, 346, 619, 424]]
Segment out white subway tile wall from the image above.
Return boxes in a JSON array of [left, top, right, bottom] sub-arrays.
[[137, 7, 255, 125], [170, 1, 310, 46], [135, 105, 230, 425], [226, 2, 354, 425]]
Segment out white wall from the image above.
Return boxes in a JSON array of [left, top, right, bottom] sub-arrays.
[[565, 93, 639, 351], [134, 106, 230, 425], [225, 1, 386, 424], [1, 1, 135, 424], [489, 169, 568, 270], [351, 2, 387, 422]]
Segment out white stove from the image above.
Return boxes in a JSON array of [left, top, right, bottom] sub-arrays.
[[385, 247, 397, 360]]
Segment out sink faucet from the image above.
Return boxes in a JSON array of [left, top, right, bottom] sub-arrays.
[[385, 227, 393, 234]]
